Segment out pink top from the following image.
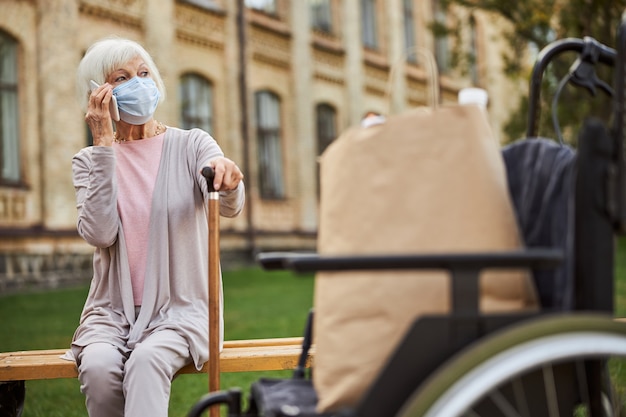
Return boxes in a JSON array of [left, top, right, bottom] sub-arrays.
[[114, 134, 165, 305]]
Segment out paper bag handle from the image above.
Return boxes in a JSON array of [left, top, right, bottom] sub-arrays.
[[385, 46, 440, 111]]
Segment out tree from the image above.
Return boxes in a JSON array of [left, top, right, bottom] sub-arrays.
[[443, 0, 626, 144]]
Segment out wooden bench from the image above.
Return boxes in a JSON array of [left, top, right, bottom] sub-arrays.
[[0, 337, 314, 382]]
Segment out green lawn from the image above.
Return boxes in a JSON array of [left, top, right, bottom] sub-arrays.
[[1, 237, 625, 416], [0, 267, 315, 417]]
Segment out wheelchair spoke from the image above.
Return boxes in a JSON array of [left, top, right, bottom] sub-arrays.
[[397, 315, 626, 417], [488, 389, 523, 417], [542, 364, 560, 417], [576, 360, 591, 413], [511, 377, 531, 417]]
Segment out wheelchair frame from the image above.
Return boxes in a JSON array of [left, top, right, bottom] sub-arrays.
[[189, 12, 626, 417]]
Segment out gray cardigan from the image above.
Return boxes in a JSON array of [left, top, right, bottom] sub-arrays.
[[69, 127, 245, 370]]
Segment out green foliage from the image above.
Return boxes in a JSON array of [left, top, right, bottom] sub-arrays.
[[443, 0, 626, 143]]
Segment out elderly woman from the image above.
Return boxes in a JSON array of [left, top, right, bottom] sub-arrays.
[[69, 37, 245, 417]]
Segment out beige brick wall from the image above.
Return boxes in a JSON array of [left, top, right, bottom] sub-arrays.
[[0, 0, 522, 271]]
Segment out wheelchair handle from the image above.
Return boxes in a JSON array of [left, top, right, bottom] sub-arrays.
[[527, 37, 616, 138]]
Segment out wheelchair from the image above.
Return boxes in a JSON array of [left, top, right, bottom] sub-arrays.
[[189, 14, 626, 417]]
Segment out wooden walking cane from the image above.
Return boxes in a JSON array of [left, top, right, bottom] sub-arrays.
[[201, 166, 220, 417]]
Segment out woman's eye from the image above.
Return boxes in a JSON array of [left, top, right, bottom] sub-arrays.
[[114, 76, 126, 83], [139, 71, 149, 77]]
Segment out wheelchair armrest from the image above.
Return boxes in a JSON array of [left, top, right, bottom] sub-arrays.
[[258, 248, 563, 273], [256, 252, 319, 270], [257, 248, 563, 314]]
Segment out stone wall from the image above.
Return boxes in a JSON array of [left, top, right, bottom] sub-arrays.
[[0, 248, 264, 295], [0, 0, 523, 293], [0, 252, 93, 294]]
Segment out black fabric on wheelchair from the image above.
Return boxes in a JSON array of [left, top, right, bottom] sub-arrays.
[[247, 309, 323, 417], [502, 137, 577, 310], [248, 378, 324, 417]]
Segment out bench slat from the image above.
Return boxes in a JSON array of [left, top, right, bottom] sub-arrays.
[[0, 338, 314, 382], [0, 337, 305, 359], [222, 337, 304, 348]]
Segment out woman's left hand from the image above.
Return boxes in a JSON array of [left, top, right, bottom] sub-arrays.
[[208, 157, 244, 191]]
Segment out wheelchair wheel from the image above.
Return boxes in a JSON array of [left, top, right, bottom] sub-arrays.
[[397, 314, 626, 417]]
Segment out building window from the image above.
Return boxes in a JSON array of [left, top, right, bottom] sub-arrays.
[[255, 90, 284, 200], [0, 32, 20, 185], [311, 0, 333, 33], [432, 0, 449, 73], [246, 0, 276, 14], [403, 0, 417, 63], [180, 73, 214, 134], [361, 0, 378, 49], [315, 103, 336, 196], [316, 103, 336, 156], [177, 0, 221, 11]]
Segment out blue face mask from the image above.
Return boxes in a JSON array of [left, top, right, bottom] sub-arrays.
[[113, 77, 161, 125]]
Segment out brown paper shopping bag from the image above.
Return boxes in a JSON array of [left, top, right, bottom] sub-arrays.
[[313, 105, 538, 412]]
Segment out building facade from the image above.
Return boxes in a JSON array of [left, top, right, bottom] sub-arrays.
[[0, 0, 523, 291]]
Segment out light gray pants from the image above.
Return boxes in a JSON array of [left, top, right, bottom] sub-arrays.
[[77, 329, 191, 417]]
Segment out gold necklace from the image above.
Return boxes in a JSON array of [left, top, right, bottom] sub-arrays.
[[114, 121, 166, 143]]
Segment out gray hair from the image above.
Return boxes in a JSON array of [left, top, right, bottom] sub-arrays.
[[76, 37, 166, 111]]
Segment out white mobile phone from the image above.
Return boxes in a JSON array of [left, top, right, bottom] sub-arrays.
[[89, 80, 120, 122]]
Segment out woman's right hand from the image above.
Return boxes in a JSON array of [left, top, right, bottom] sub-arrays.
[[85, 83, 115, 146]]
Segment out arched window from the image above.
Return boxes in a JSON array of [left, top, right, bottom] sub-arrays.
[[316, 103, 336, 156], [0, 32, 20, 185], [255, 90, 284, 199], [180, 73, 214, 134], [315, 103, 337, 197]]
